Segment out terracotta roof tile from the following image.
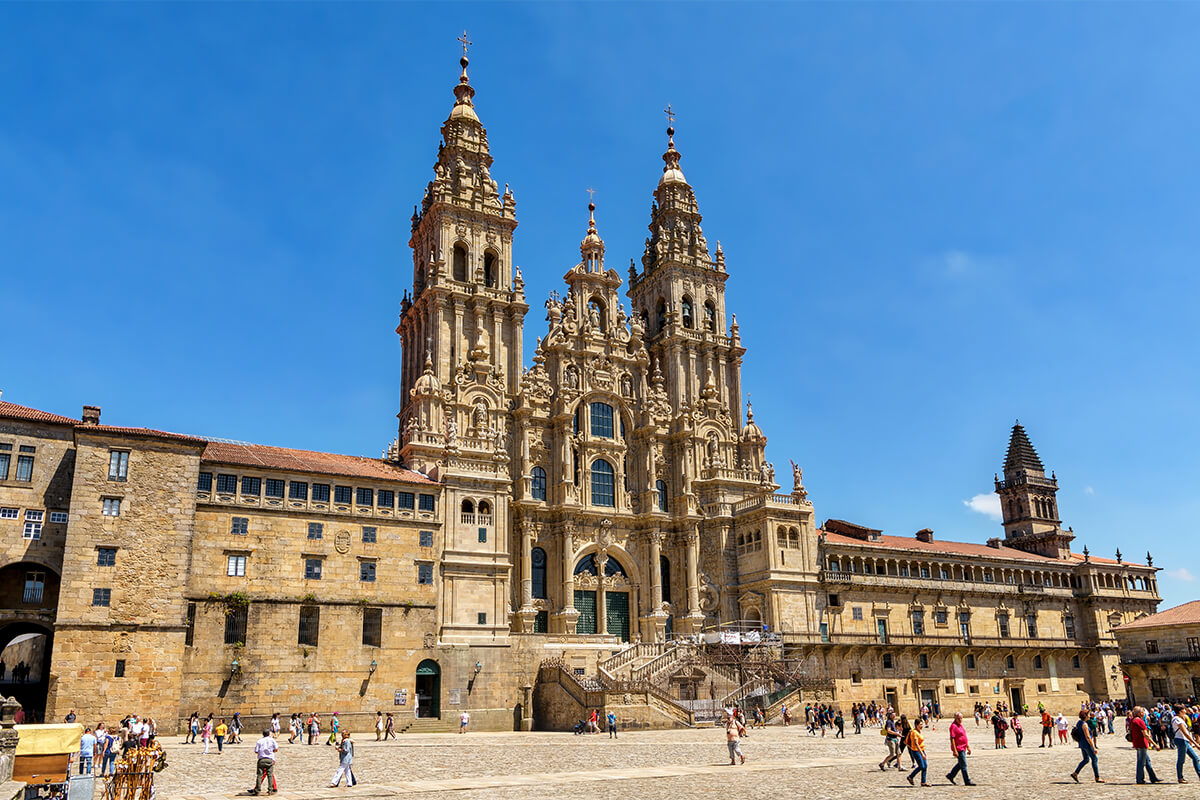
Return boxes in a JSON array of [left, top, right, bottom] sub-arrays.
[[202, 441, 437, 485], [0, 401, 78, 426], [822, 530, 1067, 565], [78, 424, 208, 445], [1114, 600, 1200, 631]]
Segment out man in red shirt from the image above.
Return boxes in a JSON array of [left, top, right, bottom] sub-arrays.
[[1130, 707, 1163, 785], [946, 712, 976, 786]]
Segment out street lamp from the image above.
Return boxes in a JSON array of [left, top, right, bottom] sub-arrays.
[[369, 659, 377, 675], [230, 658, 241, 676]]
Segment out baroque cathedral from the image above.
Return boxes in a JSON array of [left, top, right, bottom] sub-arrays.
[[0, 50, 1162, 732]]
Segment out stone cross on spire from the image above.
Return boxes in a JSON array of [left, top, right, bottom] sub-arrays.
[[458, 30, 472, 57]]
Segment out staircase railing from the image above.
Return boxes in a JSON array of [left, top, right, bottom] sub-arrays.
[[630, 642, 693, 682]]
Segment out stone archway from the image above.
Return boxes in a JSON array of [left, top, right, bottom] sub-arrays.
[[0, 561, 60, 722]]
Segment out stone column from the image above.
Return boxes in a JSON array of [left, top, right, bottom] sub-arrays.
[[557, 526, 579, 633], [520, 522, 534, 607], [682, 528, 704, 632], [650, 530, 663, 608]]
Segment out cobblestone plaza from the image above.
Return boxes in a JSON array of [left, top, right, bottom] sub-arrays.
[[152, 727, 1200, 800]]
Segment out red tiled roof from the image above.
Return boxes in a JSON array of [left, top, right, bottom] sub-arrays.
[[0, 401, 78, 426], [202, 441, 437, 485], [1114, 600, 1200, 631], [77, 424, 208, 445], [822, 531, 1068, 565], [1066, 552, 1147, 567]]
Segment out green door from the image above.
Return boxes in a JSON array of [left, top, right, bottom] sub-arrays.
[[606, 591, 630, 642], [575, 590, 597, 634]]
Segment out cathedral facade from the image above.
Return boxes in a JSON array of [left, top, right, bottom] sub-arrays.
[[0, 54, 1161, 732]]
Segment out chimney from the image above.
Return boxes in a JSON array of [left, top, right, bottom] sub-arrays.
[[915, 528, 934, 543], [81, 405, 101, 425], [987, 537, 1003, 549]]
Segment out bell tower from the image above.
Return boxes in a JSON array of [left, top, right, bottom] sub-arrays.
[[994, 421, 1074, 559]]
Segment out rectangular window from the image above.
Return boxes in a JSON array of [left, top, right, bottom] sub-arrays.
[[378, 490, 394, 508], [1033, 655, 1043, 669], [935, 609, 949, 626], [882, 653, 893, 669], [819, 622, 829, 643], [360, 561, 376, 582], [1150, 678, 1168, 697], [0, 508, 17, 519], [1072, 655, 1081, 669], [298, 606, 320, 646], [231, 516, 249, 535], [998, 613, 1010, 638], [22, 572, 45, 604], [304, 558, 322, 580], [185, 602, 196, 646], [940, 568, 949, 580], [312, 483, 330, 502], [216, 473, 238, 493], [534, 610, 548, 633], [966, 654, 976, 669], [114, 659, 126, 678], [19, 445, 34, 453], [912, 612, 925, 636], [356, 487, 374, 506], [97, 547, 117, 567], [23, 522, 41, 540], [362, 526, 377, 543], [1065, 616, 1076, 639], [477, 612, 487, 625], [1188, 637, 1200, 658], [419, 494, 435, 512], [362, 607, 382, 647], [92, 587, 112, 607], [224, 605, 248, 645], [49, 511, 68, 524], [852, 606, 863, 621], [1146, 640, 1159, 654], [289, 481, 308, 500], [241, 476, 262, 496], [983, 571, 994, 583], [227, 554, 247, 577], [0, 453, 9, 480], [334, 485, 352, 504], [589, 402, 615, 438], [919, 653, 929, 669], [25, 510, 43, 522], [419, 530, 433, 547], [1026, 614, 1039, 639], [101, 498, 121, 516], [417, 563, 433, 585], [398, 492, 415, 510], [108, 451, 129, 481], [478, 527, 487, 543], [920, 567, 930, 579], [265, 479, 285, 498], [899, 565, 910, 577], [15, 455, 33, 482], [198, 472, 213, 492], [828, 593, 840, 607], [307, 522, 323, 539]]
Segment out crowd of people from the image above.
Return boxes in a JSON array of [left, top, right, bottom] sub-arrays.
[[63, 712, 159, 776]]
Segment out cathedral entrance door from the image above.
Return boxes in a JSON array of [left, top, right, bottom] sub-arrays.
[[574, 590, 598, 635], [415, 659, 440, 719], [920, 689, 937, 710], [605, 592, 630, 642]]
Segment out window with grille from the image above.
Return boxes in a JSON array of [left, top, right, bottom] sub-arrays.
[[362, 526, 376, 543], [15, 455, 33, 482], [589, 403, 614, 438], [241, 476, 262, 496], [997, 613, 1010, 637], [185, 602, 196, 646], [97, 547, 116, 567], [1065, 616, 1076, 639], [224, 605, 248, 645], [378, 490, 394, 508], [912, 612, 925, 635], [1026, 614, 1039, 639], [418, 494, 435, 512], [0, 508, 16, 519], [216, 474, 237, 493], [534, 610, 548, 633], [1150, 678, 1168, 697], [532, 547, 547, 599], [1188, 637, 1200, 658], [590, 459, 615, 507], [198, 472, 213, 492], [304, 558, 322, 579], [265, 479, 285, 498], [356, 488, 374, 506], [289, 481, 308, 500], [298, 606, 320, 646], [334, 485, 352, 504], [308, 522, 323, 539], [362, 607, 382, 647], [0, 453, 9, 480], [1146, 640, 1159, 654], [227, 555, 246, 577], [852, 606, 863, 621], [49, 511, 68, 524], [656, 479, 668, 512], [23, 572, 45, 604], [23, 522, 41, 540], [399, 492, 415, 510], [108, 451, 129, 481], [312, 483, 330, 502], [531, 467, 547, 501], [101, 498, 121, 517], [418, 563, 433, 584], [419, 530, 433, 547], [231, 517, 249, 535], [92, 587, 112, 607], [360, 561, 376, 582]]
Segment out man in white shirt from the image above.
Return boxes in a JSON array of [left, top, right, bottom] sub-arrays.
[[1171, 705, 1200, 783], [252, 729, 279, 795], [459, 711, 470, 733]]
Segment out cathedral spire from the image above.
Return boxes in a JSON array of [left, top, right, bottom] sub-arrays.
[[661, 104, 687, 186], [1004, 420, 1045, 474], [580, 194, 605, 269], [451, 30, 477, 121]]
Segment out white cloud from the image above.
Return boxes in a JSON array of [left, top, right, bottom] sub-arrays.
[[1165, 568, 1195, 582], [1083, 486, 1095, 495], [963, 493, 1002, 520], [941, 250, 975, 277]]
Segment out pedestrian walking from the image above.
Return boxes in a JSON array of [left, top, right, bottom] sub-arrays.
[[1010, 713, 1023, 748], [202, 716, 214, 755], [251, 728, 279, 795], [460, 710, 470, 733], [725, 714, 746, 765], [906, 719, 929, 786], [329, 731, 357, 787], [1171, 704, 1200, 783], [375, 712, 384, 741], [216, 718, 228, 754], [384, 713, 396, 740], [607, 711, 618, 738], [1070, 709, 1104, 783], [880, 711, 902, 771], [1130, 706, 1163, 785], [327, 713, 340, 746], [945, 712, 975, 786], [78, 727, 96, 775]]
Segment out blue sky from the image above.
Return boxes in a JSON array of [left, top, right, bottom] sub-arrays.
[[2, 3, 1197, 606]]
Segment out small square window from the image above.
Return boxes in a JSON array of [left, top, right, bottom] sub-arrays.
[[97, 547, 117, 567], [360, 562, 376, 582], [852, 606, 863, 621], [882, 653, 893, 669], [398, 492, 415, 510], [108, 451, 129, 481], [362, 526, 377, 543], [378, 490, 394, 508], [49, 511, 68, 524], [312, 483, 330, 502], [216, 474, 238, 494], [334, 486, 352, 504], [477, 612, 487, 625], [92, 588, 112, 607], [478, 527, 487, 543], [356, 488, 374, 506], [197, 472, 213, 492], [114, 659, 126, 678], [265, 479, 285, 498], [419, 494, 435, 512], [101, 498, 121, 517], [289, 481, 308, 500], [1072, 655, 1081, 669], [308, 522, 323, 540], [231, 517, 249, 535], [227, 555, 247, 577], [25, 510, 43, 523], [419, 530, 433, 547], [827, 593, 840, 607], [0, 508, 17, 520], [418, 563, 433, 585], [18, 445, 34, 453], [304, 558, 323, 580], [1145, 640, 1159, 654], [1033, 655, 1043, 669], [241, 476, 262, 496], [851, 670, 862, 684]]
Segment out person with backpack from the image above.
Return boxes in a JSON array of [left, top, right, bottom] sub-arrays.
[[1070, 709, 1104, 783], [1171, 704, 1200, 783]]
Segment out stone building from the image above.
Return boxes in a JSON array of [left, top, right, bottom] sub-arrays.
[[1114, 600, 1200, 705], [0, 52, 1165, 730]]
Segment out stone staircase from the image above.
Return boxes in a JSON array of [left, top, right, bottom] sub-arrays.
[[399, 716, 462, 734]]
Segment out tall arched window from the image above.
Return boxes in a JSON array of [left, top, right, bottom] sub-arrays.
[[461, 499, 475, 515], [531, 547, 547, 599], [656, 298, 667, 332], [590, 459, 615, 507], [478, 500, 491, 516], [660, 555, 672, 604], [704, 301, 716, 332], [531, 466, 547, 501], [681, 296, 694, 329], [589, 402, 614, 438], [655, 479, 668, 512], [483, 250, 498, 288], [453, 243, 468, 282]]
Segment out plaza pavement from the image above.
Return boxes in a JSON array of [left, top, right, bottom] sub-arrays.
[[142, 725, 1200, 800]]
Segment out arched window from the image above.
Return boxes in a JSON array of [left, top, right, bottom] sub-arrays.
[[681, 296, 694, 329], [574, 554, 597, 575], [588, 297, 606, 332], [483, 250, 498, 288], [590, 458, 615, 507], [453, 243, 468, 282], [656, 298, 667, 332], [478, 500, 491, 516], [660, 555, 672, 604], [461, 499, 475, 515], [655, 479, 668, 512], [704, 301, 716, 332], [589, 402, 614, 438], [531, 547, 547, 599], [531, 467, 547, 501]]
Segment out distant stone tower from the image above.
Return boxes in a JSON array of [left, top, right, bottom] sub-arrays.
[[994, 421, 1074, 559]]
